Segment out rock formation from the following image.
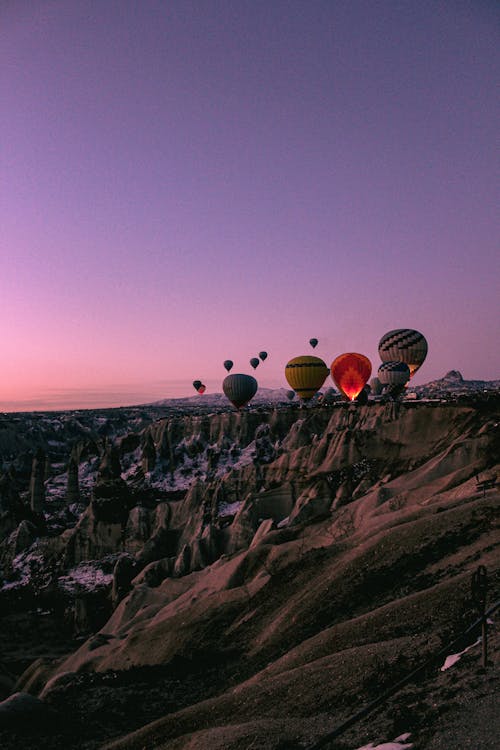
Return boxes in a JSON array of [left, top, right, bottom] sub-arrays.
[[0, 398, 498, 750], [66, 451, 80, 505], [29, 448, 46, 515], [141, 433, 156, 473]]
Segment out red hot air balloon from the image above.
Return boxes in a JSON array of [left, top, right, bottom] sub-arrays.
[[197, 384, 206, 394], [330, 353, 372, 401]]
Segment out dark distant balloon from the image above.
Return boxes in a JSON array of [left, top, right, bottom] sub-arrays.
[[192, 380, 202, 391], [309, 338, 318, 349], [370, 377, 383, 395], [355, 388, 369, 405], [322, 387, 338, 404], [250, 357, 260, 370], [259, 351, 268, 361], [286, 390, 295, 401], [330, 353, 372, 401], [378, 329, 428, 378], [223, 360, 234, 373], [378, 361, 411, 387], [197, 384, 206, 394], [223, 374, 258, 409], [285, 355, 329, 400], [385, 383, 407, 401]]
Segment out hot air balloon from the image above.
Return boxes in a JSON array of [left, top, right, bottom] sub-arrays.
[[378, 329, 428, 378], [223, 360, 234, 373], [355, 388, 369, 405], [285, 356, 329, 400], [309, 338, 318, 349], [378, 361, 411, 388], [223, 374, 258, 409], [286, 390, 295, 401], [322, 387, 338, 404], [259, 351, 268, 361], [197, 384, 206, 394], [330, 353, 372, 401], [385, 383, 407, 400], [369, 377, 383, 396], [192, 380, 202, 391], [250, 357, 260, 370]]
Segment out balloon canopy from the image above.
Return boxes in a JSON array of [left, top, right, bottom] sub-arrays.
[[197, 384, 206, 394], [223, 359, 234, 373], [286, 390, 295, 401], [259, 351, 268, 361], [330, 353, 372, 401], [378, 361, 411, 387], [285, 355, 329, 400], [222, 374, 258, 409], [369, 377, 383, 395], [250, 357, 260, 370], [378, 329, 428, 378], [309, 338, 318, 349], [192, 380, 202, 391]]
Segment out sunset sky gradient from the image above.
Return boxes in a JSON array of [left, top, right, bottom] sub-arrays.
[[1, 0, 499, 410]]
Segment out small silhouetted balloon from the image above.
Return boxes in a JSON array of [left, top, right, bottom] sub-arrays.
[[259, 351, 268, 361], [250, 357, 260, 370], [309, 338, 318, 349], [197, 384, 206, 394], [286, 390, 295, 401], [223, 360, 234, 372], [355, 388, 369, 405], [192, 380, 202, 391]]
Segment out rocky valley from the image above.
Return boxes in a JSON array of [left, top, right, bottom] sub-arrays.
[[0, 391, 498, 750]]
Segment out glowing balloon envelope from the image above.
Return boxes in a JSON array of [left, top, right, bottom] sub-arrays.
[[285, 355, 329, 401], [223, 374, 258, 409], [250, 357, 260, 370], [223, 360, 234, 373], [378, 361, 411, 387], [309, 338, 318, 349], [259, 351, 268, 361], [330, 353, 372, 401], [378, 329, 428, 378]]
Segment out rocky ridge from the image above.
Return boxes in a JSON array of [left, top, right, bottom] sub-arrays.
[[0, 391, 498, 750]]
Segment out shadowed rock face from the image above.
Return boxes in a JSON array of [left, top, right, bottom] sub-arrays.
[[66, 453, 80, 505], [29, 448, 46, 515], [1, 401, 499, 750], [47, 402, 500, 578]]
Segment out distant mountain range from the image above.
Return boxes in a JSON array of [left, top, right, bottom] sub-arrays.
[[151, 373, 499, 408], [409, 370, 500, 397], [151, 386, 294, 407]]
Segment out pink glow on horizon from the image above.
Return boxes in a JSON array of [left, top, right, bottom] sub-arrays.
[[1, 1, 498, 411]]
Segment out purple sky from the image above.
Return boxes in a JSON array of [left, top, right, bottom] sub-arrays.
[[1, 0, 499, 410]]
